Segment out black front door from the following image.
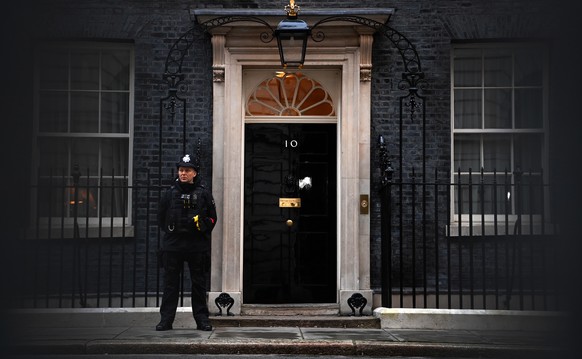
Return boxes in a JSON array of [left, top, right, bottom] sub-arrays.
[[243, 123, 337, 303]]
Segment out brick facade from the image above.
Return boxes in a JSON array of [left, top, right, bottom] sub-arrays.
[[5, 0, 580, 308]]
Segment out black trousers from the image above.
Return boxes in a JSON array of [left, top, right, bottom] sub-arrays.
[[159, 250, 210, 325]]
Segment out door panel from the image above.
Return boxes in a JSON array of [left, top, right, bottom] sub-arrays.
[[244, 123, 337, 303]]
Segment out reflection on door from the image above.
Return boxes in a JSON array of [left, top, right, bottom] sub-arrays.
[[243, 124, 337, 303]]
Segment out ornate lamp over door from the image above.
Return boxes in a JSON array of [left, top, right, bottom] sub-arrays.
[[274, 1, 310, 68]]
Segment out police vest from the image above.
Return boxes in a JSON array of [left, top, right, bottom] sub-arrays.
[[165, 185, 206, 234]]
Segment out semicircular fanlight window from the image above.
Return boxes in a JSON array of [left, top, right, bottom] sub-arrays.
[[246, 72, 336, 117]]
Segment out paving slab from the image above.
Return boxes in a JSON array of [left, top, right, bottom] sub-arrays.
[[301, 327, 398, 342], [5, 324, 564, 358], [388, 329, 486, 344], [467, 329, 554, 346], [211, 327, 302, 340], [15, 326, 128, 341], [115, 327, 213, 341]]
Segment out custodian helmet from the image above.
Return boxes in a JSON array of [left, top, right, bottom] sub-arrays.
[[176, 154, 200, 172]]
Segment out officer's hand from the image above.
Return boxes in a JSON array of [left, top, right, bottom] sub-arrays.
[[193, 215, 207, 232], [204, 217, 215, 231]]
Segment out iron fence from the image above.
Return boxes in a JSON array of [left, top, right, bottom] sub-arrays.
[[12, 166, 560, 311], [379, 164, 560, 311]]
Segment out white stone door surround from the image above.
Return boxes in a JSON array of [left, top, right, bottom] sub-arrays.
[[196, 9, 393, 315]]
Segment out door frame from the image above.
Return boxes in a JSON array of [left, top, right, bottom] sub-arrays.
[[206, 22, 377, 315]]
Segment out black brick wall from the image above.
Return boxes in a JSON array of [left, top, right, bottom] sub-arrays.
[[6, 0, 577, 304]]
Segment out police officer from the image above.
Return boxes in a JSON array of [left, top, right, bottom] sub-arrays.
[[156, 154, 217, 331]]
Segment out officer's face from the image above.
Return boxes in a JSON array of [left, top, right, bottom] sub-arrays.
[[178, 167, 197, 183]]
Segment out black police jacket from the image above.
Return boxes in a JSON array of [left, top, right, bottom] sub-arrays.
[[157, 177, 217, 252]]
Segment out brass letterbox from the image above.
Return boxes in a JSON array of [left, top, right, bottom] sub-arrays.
[[279, 197, 302, 208]]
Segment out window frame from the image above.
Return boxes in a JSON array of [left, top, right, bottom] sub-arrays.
[[243, 68, 340, 124], [450, 41, 550, 226], [31, 41, 135, 237]]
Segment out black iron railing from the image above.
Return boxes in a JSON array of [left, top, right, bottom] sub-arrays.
[[17, 168, 165, 309], [378, 154, 559, 310], [13, 166, 560, 311]]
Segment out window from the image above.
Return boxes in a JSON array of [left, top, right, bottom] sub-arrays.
[[246, 72, 336, 117], [243, 69, 339, 123], [33, 42, 134, 232], [451, 43, 548, 222]]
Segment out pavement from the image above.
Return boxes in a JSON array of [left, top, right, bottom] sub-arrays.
[[2, 312, 567, 359]]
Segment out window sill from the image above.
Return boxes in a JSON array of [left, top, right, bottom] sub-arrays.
[[447, 221, 556, 237], [25, 225, 135, 239]]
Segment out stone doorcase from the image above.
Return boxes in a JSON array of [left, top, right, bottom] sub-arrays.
[[192, 8, 393, 315]]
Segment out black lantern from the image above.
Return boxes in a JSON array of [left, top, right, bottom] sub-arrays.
[[274, 0, 310, 68]]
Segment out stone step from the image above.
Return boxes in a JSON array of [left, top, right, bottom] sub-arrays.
[[241, 303, 340, 316], [210, 315, 380, 328], [209, 303, 379, 328]]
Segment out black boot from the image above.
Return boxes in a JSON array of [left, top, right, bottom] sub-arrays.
[[196, 320, 212, 331], [155, 321, 173, 331]]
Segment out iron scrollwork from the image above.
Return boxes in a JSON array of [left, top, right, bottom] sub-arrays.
[[161, 16, 277, 129], [161, 8, 427, 155], [198, 15, 276, 44], [347, 293, 368, 316], [215, 292, 235, 316], [310, 15, 425, 92]]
